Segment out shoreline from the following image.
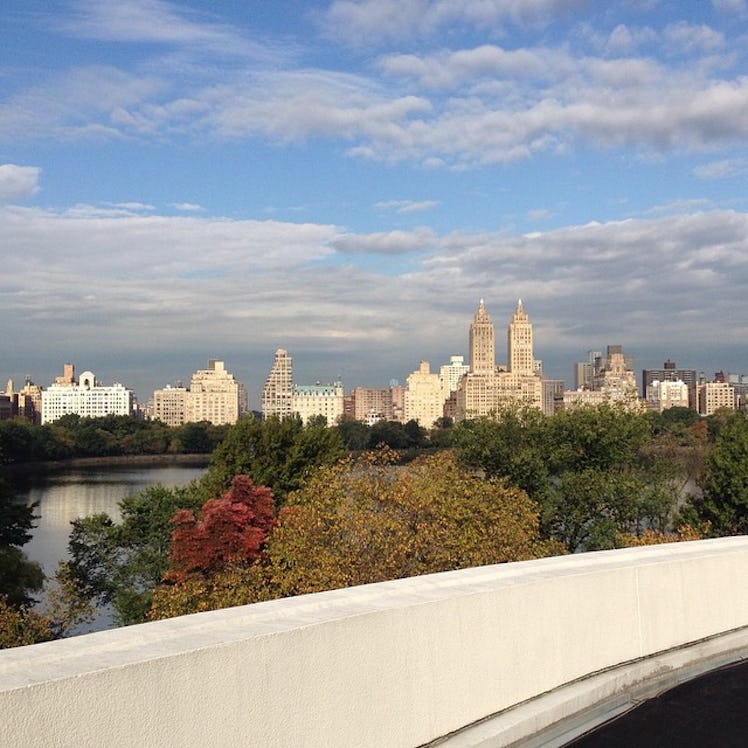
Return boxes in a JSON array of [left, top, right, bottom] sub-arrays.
[[3, 453, 212, 476]]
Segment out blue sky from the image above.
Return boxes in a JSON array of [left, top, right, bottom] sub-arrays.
[[2, 0, 748, 406]]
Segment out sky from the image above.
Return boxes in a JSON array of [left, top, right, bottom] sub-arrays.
[[2, 0, 748, 407]]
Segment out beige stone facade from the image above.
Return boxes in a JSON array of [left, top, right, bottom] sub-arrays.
[[404, 361, 444, 427], [152, 386, 188, 427], [698, 381, 735, 416], [351, 387, 395, 423], [456, 300, 543, 420], [507, 299, 534, 375], [185, 360, 244, 426], [262, 349, 293, 420], [292, 382, 344, 425]]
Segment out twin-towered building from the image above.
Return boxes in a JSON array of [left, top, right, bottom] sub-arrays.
[[8, 302, 741, 428], [262, 299, 547, 427], [455, 299, 544, 420]]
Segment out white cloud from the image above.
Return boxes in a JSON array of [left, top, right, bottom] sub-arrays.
[[527, 208, 551, 221], [662, 22, 724, 55], [110, 201, 155, 212], [332, 227, 437, 254], [171, 202, 203, 212], [378, 45, 557, 90], [374, 199, 440, 214], [712, 0, 747, 15], [3, 8, 748, 170], [693, 158, 748, 179], [0, 164, 41, 202], [205, 70, 432, 143], [63, 0, 255, 57], [4, 204, 748, 395], [321, 0, 586, 43]]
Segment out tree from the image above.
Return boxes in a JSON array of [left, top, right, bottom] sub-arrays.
[[202, 415, 346, 507], [149, 451, 563, 620], [367, 420, 411, 450], [173, 421, 226, 454], [66, 483, 205, 625], [693, 410, 748, 534], [265, 450, 562, 598], [0, 596, 51, 649], [168, 475, 275, 580], [545, 403, 651, 475], [335, 415, 371, 451], [453, 405, 550, 502], [0, 562, 96, 649], [0, 480, 43, 607]]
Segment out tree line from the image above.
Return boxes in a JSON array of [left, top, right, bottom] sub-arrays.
[[2, 405, 747, 648], [0, 414, 229, 464]]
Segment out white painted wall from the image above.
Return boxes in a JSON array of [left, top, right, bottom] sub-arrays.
[[1, 537, 747, 747]]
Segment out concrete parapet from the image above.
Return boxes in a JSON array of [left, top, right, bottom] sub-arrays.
[[1, 537, 747, 747]]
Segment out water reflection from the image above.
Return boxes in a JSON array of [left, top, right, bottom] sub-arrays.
[[13, 463, 207, 632]]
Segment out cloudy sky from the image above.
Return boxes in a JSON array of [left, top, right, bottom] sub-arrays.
[[3, 0, 748, 406]]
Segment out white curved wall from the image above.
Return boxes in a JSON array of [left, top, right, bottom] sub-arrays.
[[2, 537, 747, 747]]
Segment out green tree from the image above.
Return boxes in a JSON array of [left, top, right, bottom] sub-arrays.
[[453, 405, 550, 502], [367, 420, 411, 450], [202, 416, 346, 507], [693, 410, 748, 534], [335, 415, 371, 451], [66, 483, 205, 625], [0, 480, 43, 607], [545, 403, 651, 474], [173, 421, 227, 453]]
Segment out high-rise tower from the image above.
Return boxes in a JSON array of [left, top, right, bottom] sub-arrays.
[[507, 299, 534, 375], [469, 299, 495, 375], [457, 299, 543, 420], [262, 349, 293, 419]]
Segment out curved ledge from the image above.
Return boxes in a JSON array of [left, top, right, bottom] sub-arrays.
[[2, 537, 747, 747]]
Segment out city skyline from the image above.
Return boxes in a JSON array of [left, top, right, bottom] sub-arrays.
[[3, 2, 748, 401], [4, 298, 745, 410]]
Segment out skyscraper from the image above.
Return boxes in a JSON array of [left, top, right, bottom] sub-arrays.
[[469, 299, 495, 375], [404, 361, 444, 427], [456, 299, 542, 419], [262, 349, 293, 419], [508, 299, 534, 375]]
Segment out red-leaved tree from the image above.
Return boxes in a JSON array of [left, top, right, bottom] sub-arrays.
[[168, 475, 275, 581]]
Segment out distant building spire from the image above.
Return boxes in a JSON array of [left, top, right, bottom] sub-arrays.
[[470, 299, 495, 374]]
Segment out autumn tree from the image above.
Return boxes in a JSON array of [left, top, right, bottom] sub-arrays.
[[168, 475, 275, 580], [149, 451, 562, 620], [265, 450, 562, 597], [0, 596, 51, 648]]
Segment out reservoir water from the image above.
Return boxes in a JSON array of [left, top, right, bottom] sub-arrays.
[[11, 461, 208, 631]]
